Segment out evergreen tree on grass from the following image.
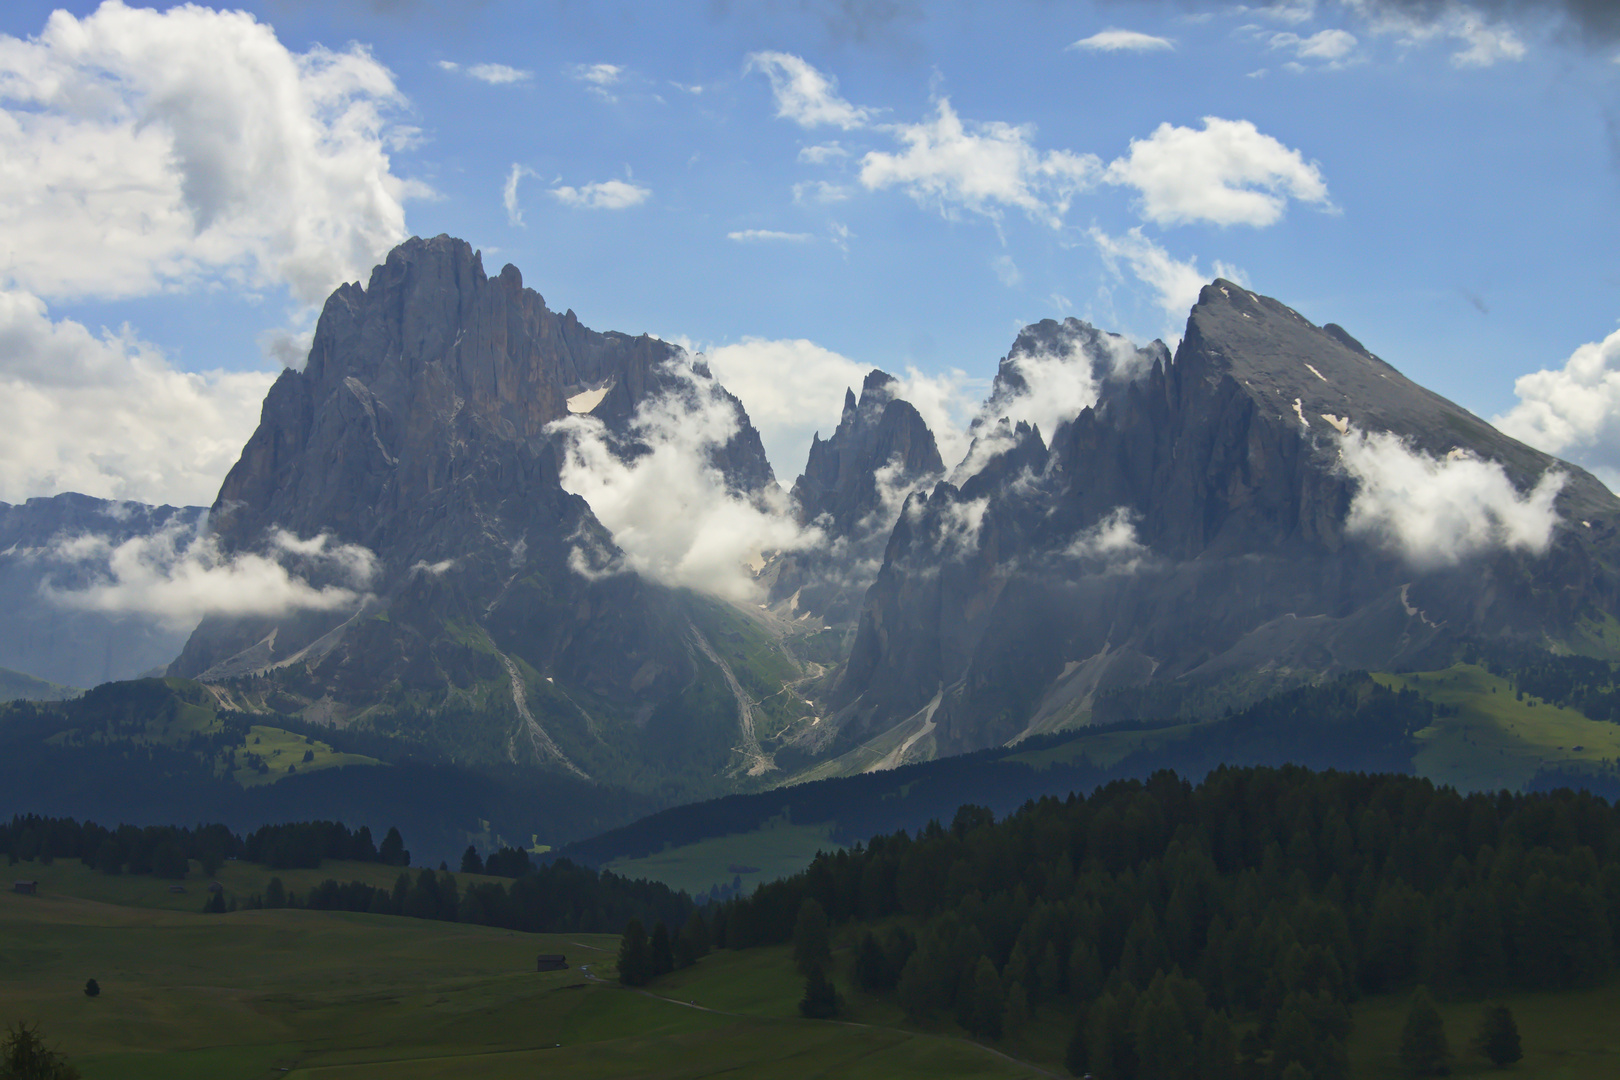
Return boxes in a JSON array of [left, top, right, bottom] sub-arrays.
[[1474, 1004, 1522, 1067], [1400, 987, 1450, 1077], [617, 919, 652, 987], [649, 921, 674, 979], [798, 965, 839, 1018]]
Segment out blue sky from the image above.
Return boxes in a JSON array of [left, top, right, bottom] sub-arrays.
[[3, 0, 1620, 506]]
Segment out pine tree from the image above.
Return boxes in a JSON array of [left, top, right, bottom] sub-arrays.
[[1475, 1004, 1522, 1067], [792, 898, 832, 978], [618, 919, 652, 987], [379, 827, 409, 867], [855, 931, 887, 990], [1002, 981, 1029, 1039], [1400, 987, 1450, 1077], [649, 921, 675, 979], [967, 956, 1004, 1038], [799, 965, 839, 1018], [459, 845, 483, 875], [1064, 1002, 1090, 1077]]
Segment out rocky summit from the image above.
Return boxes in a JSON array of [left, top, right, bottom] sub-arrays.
[[765, 369, 944, 623], [38, 237, 1615, 797], [169, 235, 798, 795], [807, 281, 1620, 768]]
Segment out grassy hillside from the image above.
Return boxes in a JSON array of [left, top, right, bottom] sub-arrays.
[[0, 873, 1048, 1079], [1375, 663, 1620, 791], [0, 665, 78, 702]]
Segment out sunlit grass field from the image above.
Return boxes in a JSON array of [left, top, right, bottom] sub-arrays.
[[1375, 663, 1620, 791], [603, 813, 841, 897]]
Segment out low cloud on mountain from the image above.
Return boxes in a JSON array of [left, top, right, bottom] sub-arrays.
[[40, 520, 378, 631], [1339, 428, 1565, 566], [548, 357, 825, 602]]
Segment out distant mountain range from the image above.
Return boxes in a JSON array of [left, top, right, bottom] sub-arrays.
[[6, 235, 1620, 832]]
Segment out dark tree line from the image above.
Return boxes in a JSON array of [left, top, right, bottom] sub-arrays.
[[0, 815, 407, 877], [706, 766, 1620, 1078], [281, 859, 692, 936]]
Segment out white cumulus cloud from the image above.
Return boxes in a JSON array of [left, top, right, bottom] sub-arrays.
[[0, 289, 274, 506], [859, 97, 1101, 228], [1066, 507, 1149, 573], [1104, 116, 1331, 228], [746, 51, 872, 130], [1340, 429, 1565, 567], [1069, 29, 1176, 52], [0, 0, 426, 305], [1494, 327, 1620, 488], [551, 179, 650, 210]]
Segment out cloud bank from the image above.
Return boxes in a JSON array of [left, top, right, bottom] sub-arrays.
[[0, 291, 275, 506], [42, 521, 378, 631], [1339, 429, 1565, 566]]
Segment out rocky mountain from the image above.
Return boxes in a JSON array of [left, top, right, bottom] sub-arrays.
[[765, 370, 944, 623], [170, 235, 799, 795], [802, 281, 1620, 768], [0, 493, 206, 690]]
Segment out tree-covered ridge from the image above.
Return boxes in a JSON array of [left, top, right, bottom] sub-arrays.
[[0, 814, 409, 877], [710, 766, 1620, 1079]]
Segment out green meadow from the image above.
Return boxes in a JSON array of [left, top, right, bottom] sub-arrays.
[[1375, 663, 1620, 791], [603, 813, 841, 896], [0, 867, 1047, 1079]]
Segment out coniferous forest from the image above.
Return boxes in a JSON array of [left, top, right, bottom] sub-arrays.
[[698, 766, 1620, 1078]]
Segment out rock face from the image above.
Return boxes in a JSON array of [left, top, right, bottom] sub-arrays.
[[171, 235, 786, 789], [813, 281, 1620, 763], [767, 370, 944, 623], [0, 493, 206, 688]]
